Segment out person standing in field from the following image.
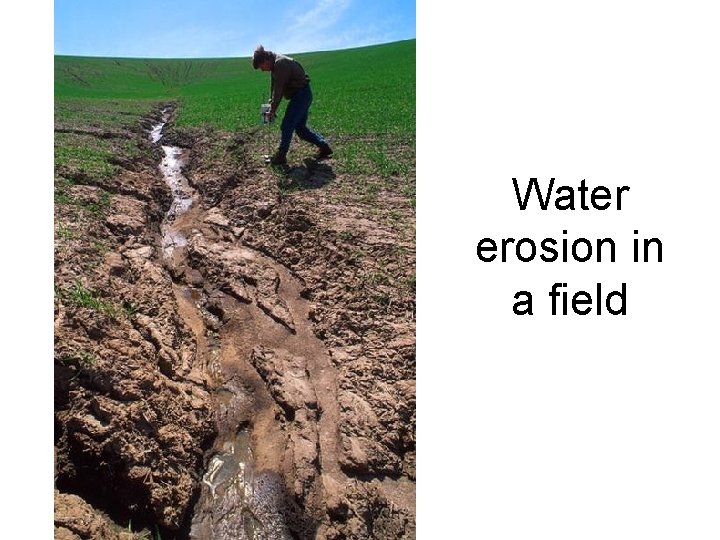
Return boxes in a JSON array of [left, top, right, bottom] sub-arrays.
[[252, 45, 333, 166]]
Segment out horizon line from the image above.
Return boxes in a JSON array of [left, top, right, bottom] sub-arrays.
[[53, 37, 416, 61]]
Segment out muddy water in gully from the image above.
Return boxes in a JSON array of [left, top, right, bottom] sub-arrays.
[[153, 109, 193, 260], [150, 111, 290, 540]]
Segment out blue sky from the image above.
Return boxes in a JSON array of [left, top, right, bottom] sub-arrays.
[[55, 0, 415, 58]]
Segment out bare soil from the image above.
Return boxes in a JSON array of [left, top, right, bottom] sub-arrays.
[[54, 104, 415, 539]]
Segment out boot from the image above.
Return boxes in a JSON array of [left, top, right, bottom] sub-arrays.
[[269, 152, 287, 166], [315, 143, 333, 160]]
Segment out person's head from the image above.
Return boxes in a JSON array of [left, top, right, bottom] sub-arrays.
[[252, 45, 274, 71]]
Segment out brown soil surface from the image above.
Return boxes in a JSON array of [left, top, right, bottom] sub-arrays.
[[55, 105, 415, 539]]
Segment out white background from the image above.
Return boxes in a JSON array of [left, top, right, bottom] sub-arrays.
[[4, 0, 720, 537], [2, 1, 55, 537], [418, 1, 720, 539]]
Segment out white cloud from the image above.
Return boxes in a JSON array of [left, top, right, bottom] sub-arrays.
[[269, 0, 396, 54], [291, 0, 352, 31], [240, 0, 409, 56], [271, 20, 400, 55]]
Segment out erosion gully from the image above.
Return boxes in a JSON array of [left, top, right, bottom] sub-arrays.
[[150, 108, 340, 539], [154, 108, 276, 539]]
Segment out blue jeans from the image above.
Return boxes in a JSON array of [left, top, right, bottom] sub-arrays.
[[279, 84, 326, 156]]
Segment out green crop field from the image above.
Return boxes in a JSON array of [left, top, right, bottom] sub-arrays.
[[55, 38, 416, 217], [55, 39, 415, 135]]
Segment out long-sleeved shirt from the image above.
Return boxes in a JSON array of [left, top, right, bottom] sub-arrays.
[[269, 54, 310, 110]]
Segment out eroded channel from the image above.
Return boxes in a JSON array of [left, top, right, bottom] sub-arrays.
[[153, 109, 194, 261], [150, 109, 291, 540]]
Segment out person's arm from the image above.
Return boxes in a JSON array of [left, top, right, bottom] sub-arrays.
[[270, 61, 290, 117]]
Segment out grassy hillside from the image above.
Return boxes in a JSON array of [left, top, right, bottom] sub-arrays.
[[55, 40, 415, 135]]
